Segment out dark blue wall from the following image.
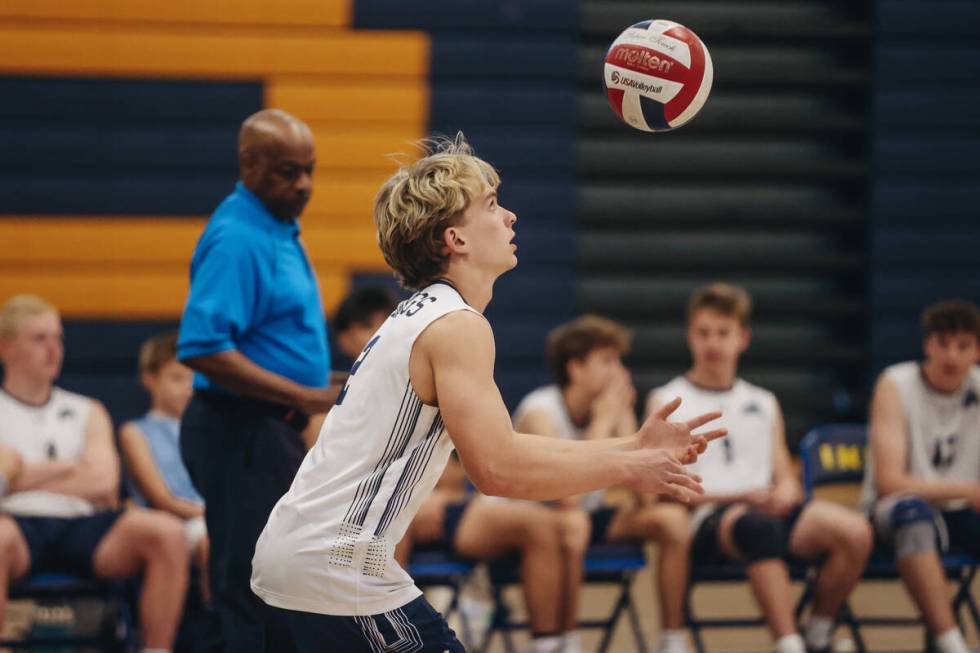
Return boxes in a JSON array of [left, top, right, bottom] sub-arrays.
[[870, 1, 980, 371], [356, 0, 580, 409]]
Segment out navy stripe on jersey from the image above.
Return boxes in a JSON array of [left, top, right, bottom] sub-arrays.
[[374, 414, 445, 536], [342, 382, 423, 527]]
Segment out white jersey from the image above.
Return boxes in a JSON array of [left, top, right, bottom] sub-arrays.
[[252, 281, 479, 616], [0, 387, 96, 518], [513, 385, 605, 512], [861, 362, 980, 511], [649, 376, 779, 526]]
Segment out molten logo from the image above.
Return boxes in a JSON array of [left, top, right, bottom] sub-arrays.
[[614, 46, 674, 74]]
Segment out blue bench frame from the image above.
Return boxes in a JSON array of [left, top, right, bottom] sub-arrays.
[[409, 542, 647, 653]]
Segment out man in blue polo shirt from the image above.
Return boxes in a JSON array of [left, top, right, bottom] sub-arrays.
[[177, 108, 339, 653]]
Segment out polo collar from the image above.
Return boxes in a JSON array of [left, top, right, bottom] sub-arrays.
[[233, 182, 300, 236]]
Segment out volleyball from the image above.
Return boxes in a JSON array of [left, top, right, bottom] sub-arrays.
[[603, 19, 714, 132]]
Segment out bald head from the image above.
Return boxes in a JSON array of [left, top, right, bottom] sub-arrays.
[[238, 109, 315, 220]]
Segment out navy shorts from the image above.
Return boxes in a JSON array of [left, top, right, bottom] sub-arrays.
[[589, 507, 618, 545], [274, 595, 466, 653], [14, 511, 122, 578], [692, 502, 808, 565]]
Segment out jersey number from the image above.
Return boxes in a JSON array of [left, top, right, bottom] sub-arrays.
[[930, 434, 958, 470], [336, 335, 380, 407]]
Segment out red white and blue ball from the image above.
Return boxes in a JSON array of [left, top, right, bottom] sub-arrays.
[[604, 19, 714, 132]]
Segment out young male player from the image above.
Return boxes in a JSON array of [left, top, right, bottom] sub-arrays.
[[251, 136, 725, 652], [514, 315, 695, 653], [647, 283, 872, 653], [861, 299, 980, 653]]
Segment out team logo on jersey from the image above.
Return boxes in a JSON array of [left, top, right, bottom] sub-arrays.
[[930, 434, 958, 470], [963, 389, 978, 408], [742, 401, 761, 415], [58, 407, 75, 420]]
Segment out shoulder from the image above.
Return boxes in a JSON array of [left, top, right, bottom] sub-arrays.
[[51, 387, 97, 418], [416, 309, 494, 363], [648, 375, 686, 403], [882, 361, 917, 386], [736, 378, 780, 413]]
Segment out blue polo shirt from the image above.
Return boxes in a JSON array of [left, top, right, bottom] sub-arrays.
[[177, 182, 330, 393]]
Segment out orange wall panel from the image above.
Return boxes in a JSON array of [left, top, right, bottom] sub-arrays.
[[0, 0, 350, 28], [0, 25, 428, 79]]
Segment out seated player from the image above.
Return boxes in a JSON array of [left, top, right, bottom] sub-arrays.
[[647, 284, 872, 653], [334, 287, 584, 653], [119, 332, 209, 602], [514, 315, 694, 653], [861, 299, 980, 653], [0, 294, 189, 653]]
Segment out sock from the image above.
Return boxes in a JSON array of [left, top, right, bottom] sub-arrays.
[[529, 635, 564, 653], [804, 615, 835, 650], [774, 633, 806, 653], [656, 629, 689, 653], [935, 628, 970, 653], [562, 631, 583, 653]]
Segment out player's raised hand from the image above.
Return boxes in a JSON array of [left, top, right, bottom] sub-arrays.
[[636, 396, 727, 463], [626, 448, 704, 503]]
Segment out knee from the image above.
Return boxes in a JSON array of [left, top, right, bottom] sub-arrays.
[[0, 519, 21, 557], [876, 494, 937, 560], [842, 516, 874, 560], [145, 513, 191, 564], [731, 511, 787, 563], [656, 505, 692, 548], [555, 509, 590, 557]]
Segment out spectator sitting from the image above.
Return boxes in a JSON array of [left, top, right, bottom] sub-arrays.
[[0, 294, 188, 653], [514, 315, 691, 653], [119, 332, 209, 603], [647, 283, 872, 653], [861, 299, 980, 653]]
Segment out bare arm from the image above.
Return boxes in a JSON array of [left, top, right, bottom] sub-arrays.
[[13, 401, 119, 506], [183, 349, 340, 415], [871, 375, 979, 504], [118, 423, 204, 520], [418, 312, 704, 502]]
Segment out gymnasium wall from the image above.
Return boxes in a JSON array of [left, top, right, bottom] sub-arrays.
[[0, 0, 428, 418], [870, 0, 980, 373], [0, 1, 579, 420]]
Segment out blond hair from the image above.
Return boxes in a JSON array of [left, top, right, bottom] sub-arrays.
[[374, 133, 500, 290], [546, 315, 632, 388], [0, 294, 59, 339], [688, 283, 753, 326]]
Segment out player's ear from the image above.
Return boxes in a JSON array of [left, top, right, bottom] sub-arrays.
[[443, 225, 467, 254], [739, 325, 752, 353]]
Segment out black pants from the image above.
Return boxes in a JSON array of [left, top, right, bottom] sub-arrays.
[[180, 392, 306, 653]]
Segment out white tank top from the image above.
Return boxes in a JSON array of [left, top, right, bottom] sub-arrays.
[[251, 281, 480, 616], [0, 387, 96, 518], [649, 376, 778, 526], [513, 385, 606, 512], [861, 362, 980, 510]]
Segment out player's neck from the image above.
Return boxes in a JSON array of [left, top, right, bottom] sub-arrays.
[[686, 364, 737, 391], [437, 268, 492, 312], [1, 374, 54, 406], [148, 405, 181, 420]]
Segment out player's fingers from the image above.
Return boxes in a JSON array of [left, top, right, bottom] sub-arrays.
[[667, 471, 703, 494], [654, 396, 682, 420], [686, 410, 722, 431], [692, 427, 728, 444], [665, 482, 700, 503]]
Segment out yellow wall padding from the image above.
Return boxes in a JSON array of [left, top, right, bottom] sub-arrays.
[[0, 0, 350, 28], [0, 217, 381, 317]]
